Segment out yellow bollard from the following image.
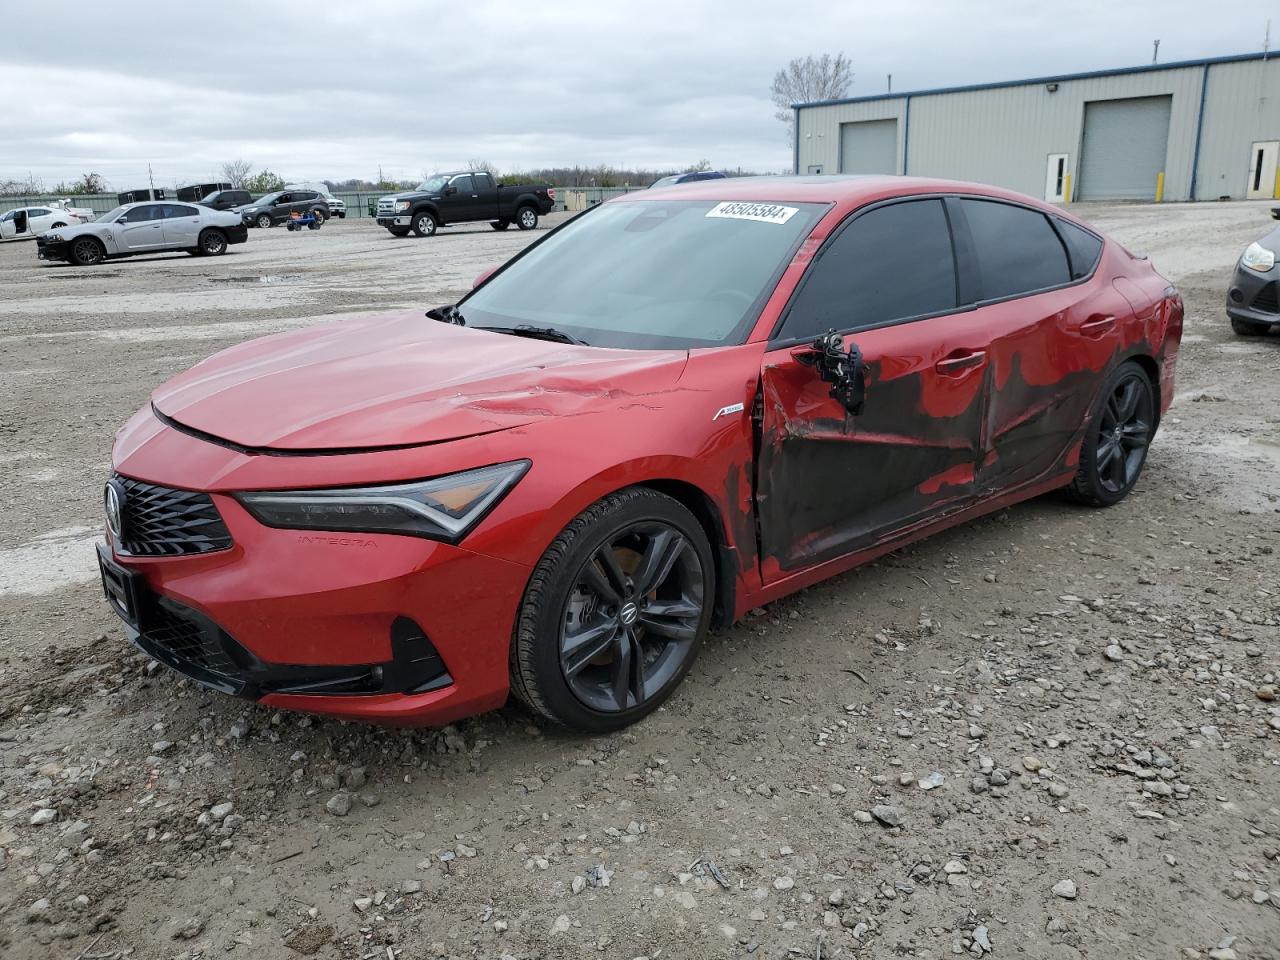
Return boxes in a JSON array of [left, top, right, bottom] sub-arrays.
[[1063, 173, 1072, 205], [1274, 167, 1280, 200], [1155, 171, 1165, 203]]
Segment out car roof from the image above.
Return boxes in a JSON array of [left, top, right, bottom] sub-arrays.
[[626, 174, 1073, 222]]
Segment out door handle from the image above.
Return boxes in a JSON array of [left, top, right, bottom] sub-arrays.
[[935, 350, 986, 376], [1079, 314, 1116, 337]]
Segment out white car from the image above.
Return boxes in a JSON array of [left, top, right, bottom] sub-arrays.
[[0, 204, 87, 242], [36, 201, 248, 266]]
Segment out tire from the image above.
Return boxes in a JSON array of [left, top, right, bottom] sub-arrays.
[[307, 218, 322, 230], [70, 237, 105, 266], [411, 211, 437, 237], [197, 229, 227, 256], [256, 214, 273, 229], [311, 208, 327, 225], [516, 206, 538, 230], [1065, 361, 1156, 508], [51, 222, 67, 229], [387, 226, 411, 237], [336, 212, 346, 219], [1231, 316, 1271, 336], [491, 220, 510, 231], [510, 488, 715, 733]]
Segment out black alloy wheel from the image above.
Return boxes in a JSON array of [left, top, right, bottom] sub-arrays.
[[510, 488, 714, 732], [559, 521, 705, 714], [1067, 362, 1155, 507], [199, 230, 227, 255], [70, 237, 104, 266]]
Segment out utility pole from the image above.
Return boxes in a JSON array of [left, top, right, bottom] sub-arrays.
[[887, 73, 892, 93], [1152, 39, 1160, 64], [148, 163, 156, 200], [1264, 19, 1271, 60]]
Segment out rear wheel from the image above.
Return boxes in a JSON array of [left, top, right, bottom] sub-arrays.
[[70, 237, 105, 266], [1066, 362, 1155, 507], [491, 220, 510, 231], [516, 206, 538, 230], [256, 214, 273, 229], [197, 229, 227, 256], [1231, 316, 1271, 336], [411, 211, 437, 237], [51, 222, 67, 229], [510, 488, 714, 732]]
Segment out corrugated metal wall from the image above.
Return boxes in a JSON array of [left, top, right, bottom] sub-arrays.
[[1194, 58, 1280, 200], [796, 55, 1280, 202]]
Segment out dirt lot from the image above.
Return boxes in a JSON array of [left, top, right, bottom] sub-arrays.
[[0, 205, 1277, 960]]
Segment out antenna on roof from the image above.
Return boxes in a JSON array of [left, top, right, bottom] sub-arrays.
[[1265, 19, 1271, 60], [1151, 39, 1160, 64]]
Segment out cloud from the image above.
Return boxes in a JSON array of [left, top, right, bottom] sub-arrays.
[[0, 0, 1266, 188]]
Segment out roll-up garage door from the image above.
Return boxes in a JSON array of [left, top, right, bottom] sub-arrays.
[[839, 119, 898, 175], [1078, 95, 1172, 200]]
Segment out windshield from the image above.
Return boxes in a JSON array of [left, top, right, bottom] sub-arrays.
[[460, 199, 825, 350], [649, 175, 680, 188], [415, 175, 449, 192], [96, 206, 127, 223]]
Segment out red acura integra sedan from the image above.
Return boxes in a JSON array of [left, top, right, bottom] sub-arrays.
[[99, 176, 1181, 732]]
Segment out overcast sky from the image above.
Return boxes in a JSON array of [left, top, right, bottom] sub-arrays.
[[1, 0, 1273, 189]]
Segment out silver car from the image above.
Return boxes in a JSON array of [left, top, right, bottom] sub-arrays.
[[36, 201, 249, 266]]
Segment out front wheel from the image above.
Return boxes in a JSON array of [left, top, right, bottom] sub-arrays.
[[1231, 316, 1271, 336], [311, 208, 327, 225], [387, 226, 411, 237], [70, 237, 105, 266], [510, 488, 714, 732], [411, 211, 437, 237], [197, 229, 227, 256], [516, 206, 538, 230], [1065, 362, 1156, 507], [256, 214, 273, 229]]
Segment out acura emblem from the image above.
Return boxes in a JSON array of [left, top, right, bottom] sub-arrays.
[[104, 481, 124, 541]]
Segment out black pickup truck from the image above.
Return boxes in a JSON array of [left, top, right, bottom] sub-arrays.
[[374, 171, 556, 237]]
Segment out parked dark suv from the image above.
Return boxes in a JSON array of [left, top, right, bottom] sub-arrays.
[[241, 190, 330, 228], [198, 189, 253, 212]]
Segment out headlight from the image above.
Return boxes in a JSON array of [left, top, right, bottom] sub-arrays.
[[237, 461, 530, 543], [395, 200, 411, 212], [46, 233, 62, 242], [1242, 241, 1276, 272]]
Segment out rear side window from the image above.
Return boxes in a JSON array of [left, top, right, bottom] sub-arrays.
[[1055, 219, 1104, 279], [959, 199, 1070, 300], [780, 198, 957, 340]]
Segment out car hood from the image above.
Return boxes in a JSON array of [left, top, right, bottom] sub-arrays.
[[43, 222, 103, 240], [151, 311, 688, 451], [381, 191, 435, 203]]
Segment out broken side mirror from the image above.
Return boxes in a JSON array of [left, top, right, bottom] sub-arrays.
[[793, 329, 866, 416]]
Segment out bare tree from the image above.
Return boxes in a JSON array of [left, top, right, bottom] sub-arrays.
[[466, 158, 498, 175], [771, 53, 853, 141], [219, 159, 254, 188]]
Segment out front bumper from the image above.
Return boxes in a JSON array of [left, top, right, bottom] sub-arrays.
[[376, 215, 410, 227], [98, 476, 530, 726], [1226, 263, 1279, 325], [35, 238, 72, 261]]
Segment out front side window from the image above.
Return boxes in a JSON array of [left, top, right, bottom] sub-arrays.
[[779, 198, 958, 342], [450, 175, 474, 194], [460, 199, 826, 350], [960, 199, 1070, 300], [123, 205, 158, 223]]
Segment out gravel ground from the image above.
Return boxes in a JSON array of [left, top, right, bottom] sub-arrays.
[[0, 205, 1277, 960]]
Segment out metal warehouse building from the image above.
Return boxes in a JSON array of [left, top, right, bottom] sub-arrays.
[[793, 52, 1280, 203]]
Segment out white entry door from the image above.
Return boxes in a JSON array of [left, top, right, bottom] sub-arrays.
[[1246, 141, 1279, 200], [1045, 153, 1069, 202]]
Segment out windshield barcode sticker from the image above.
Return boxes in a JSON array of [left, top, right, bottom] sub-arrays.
[[706, 201, 799, 225]]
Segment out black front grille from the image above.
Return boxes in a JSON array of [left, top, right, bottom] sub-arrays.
[[1252, 282, 1279, 314], [115, 475, 232, 557], [146, 601, 243, 689]]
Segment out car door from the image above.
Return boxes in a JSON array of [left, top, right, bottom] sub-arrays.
[[115, 204, 165, 250], [470, 172, 500, 221], [443, 174, 475, 222], [160, 203, 202, 248], [28, 208, 57, 233], [0, 210, 18, 239], [947, 197, 1123, 496], [756, 197, 990, 577]]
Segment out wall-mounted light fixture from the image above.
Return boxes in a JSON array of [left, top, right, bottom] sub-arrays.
[[1046, 82, 1059, 93]]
